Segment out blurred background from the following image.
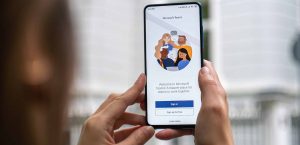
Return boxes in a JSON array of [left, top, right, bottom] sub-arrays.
[[67, 0, 300, 145]]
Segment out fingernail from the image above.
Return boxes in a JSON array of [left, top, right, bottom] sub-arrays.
[[200, 67, 213, 80]]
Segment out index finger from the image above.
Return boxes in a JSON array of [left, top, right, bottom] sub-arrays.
[[101, 74, 146, 121], [94, 93, 144, 114]]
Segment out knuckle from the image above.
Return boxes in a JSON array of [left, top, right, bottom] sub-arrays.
[[134, 132, 142, 141], [108, 93, 124, 102], [132, 84, 143, 92], [108, 93, 118, 100], [202, 103, 227, 119], [83, 116, 104, 132], [114, 95, 129, 106], [113, 95, 123, 102], [134, 115, 146, 125], [83, 117, 97, 131], [135, 128, 148, 140], [203, 79, 218, 86]]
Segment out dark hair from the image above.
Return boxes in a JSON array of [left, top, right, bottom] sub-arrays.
[[0, 1, 74, 145], [174, 48, 191, 66], [178, 35, 187, 40]]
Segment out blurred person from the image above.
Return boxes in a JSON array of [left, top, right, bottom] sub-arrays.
[[0, 1, 234, 145], [0, 1, 74, 145]]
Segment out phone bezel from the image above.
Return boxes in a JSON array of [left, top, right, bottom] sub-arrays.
[[144, 2, 204, 129]]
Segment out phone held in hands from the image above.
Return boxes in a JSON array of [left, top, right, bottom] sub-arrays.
[[144, 2, 204, 128]]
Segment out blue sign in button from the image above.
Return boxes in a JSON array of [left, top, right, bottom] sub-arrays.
[[155, 100, 194, 108]]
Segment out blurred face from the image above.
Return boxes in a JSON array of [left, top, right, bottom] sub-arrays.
[[1, 1, 74, 145], [20, 1, 73, 145], [179, 51, 187, 59], [23, 16, 52, 86], [178, 36, 186, 45]]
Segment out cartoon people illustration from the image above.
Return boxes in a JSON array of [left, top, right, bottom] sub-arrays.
[[155, 33, 174, 52], [174, 48, 191, 70], [156, 48, 175, 70], [173, 35, 192, 58], [154, 33, 192, 71]]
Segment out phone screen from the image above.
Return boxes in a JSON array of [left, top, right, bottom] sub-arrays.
[[144, 3, 203, 127]]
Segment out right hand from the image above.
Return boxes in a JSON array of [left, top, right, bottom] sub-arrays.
[[195, 60, 234, 145], [155, 60, 234, 145]]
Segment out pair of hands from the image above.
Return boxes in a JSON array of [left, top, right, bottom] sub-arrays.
[[78, 60, 234, 145]]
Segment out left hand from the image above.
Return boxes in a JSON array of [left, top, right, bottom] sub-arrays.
[[78, 74, 155, 145]]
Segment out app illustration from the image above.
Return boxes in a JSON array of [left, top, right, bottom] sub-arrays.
[[145, 3, 202, 125], [154, 33, 192, 71]]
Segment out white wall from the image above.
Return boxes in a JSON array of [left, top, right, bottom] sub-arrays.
[[211, 0, 299, 95], [210, 0, 300, 145], [70, 0, 142, 95]]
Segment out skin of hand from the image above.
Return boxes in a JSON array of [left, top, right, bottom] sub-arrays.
[[169, 41, 176, 47], [154, 49, 161, 59], [77, 60, 234, 145], [194, 60, 234, 145], [154, 60, 234, 145], [154, 40, 163, 58], [77, 74, 155, 145], [158, 39, 164, 47]]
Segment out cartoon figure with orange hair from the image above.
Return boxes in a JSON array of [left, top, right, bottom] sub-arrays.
[[155, 33, 175, 52], [154, 33, 176, 69]]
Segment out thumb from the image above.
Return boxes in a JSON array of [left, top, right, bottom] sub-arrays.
[[198, 66, 218, 103], [118, 126, 154, 145]]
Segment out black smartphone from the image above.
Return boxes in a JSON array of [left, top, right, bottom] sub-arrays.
[[144, 2, 204, 128]]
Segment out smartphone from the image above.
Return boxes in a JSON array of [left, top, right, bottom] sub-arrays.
[[144, 2, 203, 128]]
